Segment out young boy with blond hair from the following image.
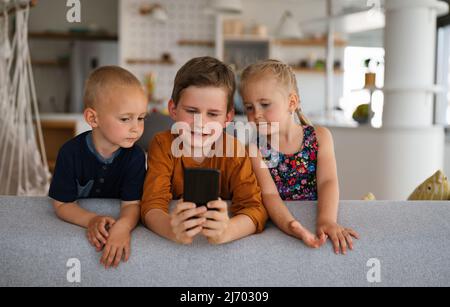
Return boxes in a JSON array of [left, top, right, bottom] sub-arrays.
[[141, 57, 268, 244], [49, 66, 148, 268]]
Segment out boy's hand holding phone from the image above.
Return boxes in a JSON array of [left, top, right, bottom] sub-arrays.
[[170, 200, 207, 244], [201, 199, 230, 244], [178, 168, 229, 244]]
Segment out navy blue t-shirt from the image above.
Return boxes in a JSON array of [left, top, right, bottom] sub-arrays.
[[49, 131, 146, 203]]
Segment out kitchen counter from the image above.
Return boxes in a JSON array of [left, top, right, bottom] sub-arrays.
[[0, 197, 449, 287]]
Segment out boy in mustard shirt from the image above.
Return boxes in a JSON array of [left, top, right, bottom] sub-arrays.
[[141, 56, 268, 244]]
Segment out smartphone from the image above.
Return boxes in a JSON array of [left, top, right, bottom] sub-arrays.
[[183, 168, 221, 207]]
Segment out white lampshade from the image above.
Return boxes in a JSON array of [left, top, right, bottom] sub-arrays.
[[152, 6, 168, 22], [139, 3, 168, 23], [277, 11, 303, 39], [204, 0, 243, 15]]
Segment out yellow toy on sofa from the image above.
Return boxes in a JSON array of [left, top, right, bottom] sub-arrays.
[[362, 170, 450, 201], [408, 170, 450, 201]]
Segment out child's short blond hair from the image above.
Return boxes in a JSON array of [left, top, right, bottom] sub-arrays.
[[83, 66, 143, 109], [239, 59, 311, 126]]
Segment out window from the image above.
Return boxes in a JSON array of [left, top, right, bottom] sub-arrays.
[[436, 26, 450, 126], [341, 47, 385, 127]]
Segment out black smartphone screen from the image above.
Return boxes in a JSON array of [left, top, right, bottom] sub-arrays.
[[183, 168, 221, 207]]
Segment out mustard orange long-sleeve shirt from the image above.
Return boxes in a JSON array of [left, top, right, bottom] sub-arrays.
[[140, 130, 268, 233]]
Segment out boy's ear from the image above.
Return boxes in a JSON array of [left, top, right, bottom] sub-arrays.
[[224, 108, 235, 128], [168, 99, 177, 121], [84, 108, 99, 128]]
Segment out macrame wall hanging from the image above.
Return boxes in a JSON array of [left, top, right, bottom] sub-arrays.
[[0, 0, 50, 196]]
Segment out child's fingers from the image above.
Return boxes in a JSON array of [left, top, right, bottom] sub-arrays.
[[207, 200, 226, 212], [177, 206, 207, 224], [330, 234, 340, 254], [86, 233, 95, 247], [94, 228, 107, 245], [180, 217, 206, 232], [317, 229, 326, 238], [89, 233, 103, 251], [343, 231, 354, 250], [202, 219, 222, 230], [124, 245, 130, 262], [174, 202, 196, 215], [298, 230, 322, 248], [113, 248, 124, 268], [89, 232, 102, 249], [105, 217, 116, 228], [319, 233, 328, 246], [203, 210, 224, 221], [346, 228, 360, 240], [184, 225, 203, 238], [98, 221, 110, 238], [201, 228, 219, 238], [338, 233, 347, 255], [101, 245, 112, 267], [106, 246, 118, 269]]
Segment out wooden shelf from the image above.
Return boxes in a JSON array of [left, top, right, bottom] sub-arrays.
[[291, 67, 344, 74], [274, 38, 347, 47], [352, 86, 383, 92], [29, 31, 118, 41], [178, 40, 215, 47], [126, 58, 174, 65], [31, 59, 69, 67], [224, 35, 270, 42]]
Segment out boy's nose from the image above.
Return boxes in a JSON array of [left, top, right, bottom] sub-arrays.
[[254, 108, 264, 121], [193, 113, 205, 130], [130, 120, 140, 133]]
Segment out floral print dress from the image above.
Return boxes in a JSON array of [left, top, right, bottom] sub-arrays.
[[259, 125, 319, 201]]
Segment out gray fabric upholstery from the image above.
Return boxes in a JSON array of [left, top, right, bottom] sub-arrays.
[[0, 197, 449, 287]]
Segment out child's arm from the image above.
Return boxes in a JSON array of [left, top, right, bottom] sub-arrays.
[[115, 201, 140, 230], [315, 127, 360, 254], [249, 145, 326, 248], [53, 200, 116, 251], [100, 201, 140, 268], [53, 200, 98, 227]]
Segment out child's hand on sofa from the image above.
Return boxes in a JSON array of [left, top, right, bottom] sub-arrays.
[[170, 200, 207, 245], [289, 220, 327, 248], [316, 221, 360, 255], [100, 221, 132, 269], [201, 199, 230, 245], [87, 215, 116, 251]]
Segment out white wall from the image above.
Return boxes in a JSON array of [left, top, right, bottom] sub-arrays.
[[120, 0, 216, 103], [29, 0, 118, 33], [239, 0, 327, 37], [28, 0, 118, 113], [445, 137, 450, 176], [119, 0, 345, 114], [330, 126, 445, 200]]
